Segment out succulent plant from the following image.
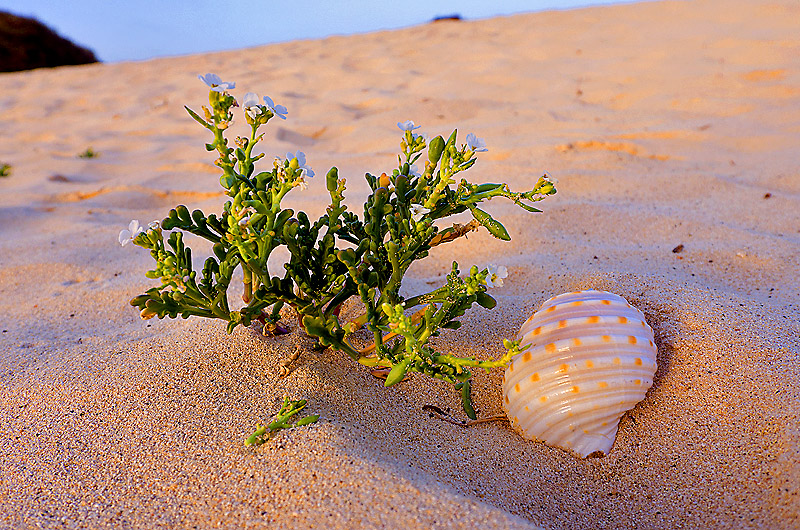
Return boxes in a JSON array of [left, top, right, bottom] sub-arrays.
[[125, 75, 556, 418]]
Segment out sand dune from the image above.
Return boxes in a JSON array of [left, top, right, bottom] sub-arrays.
[[1, 0, 798, 528]]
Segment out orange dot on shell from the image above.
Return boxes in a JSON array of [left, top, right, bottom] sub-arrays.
[[602, 335, 612, 342], [587, 315, 600, 323], [533, 326, 542, 335], [628, 335, 638, 344], [515, 383, 521, 393], [524, 406, 530, 412], [547, 306, 556, 312], [504, 395, 509, 404], [545, 343, 557, 353], [572, 337, 582, 346], [571, 386, 580, 393], [601, 300, 611, 305], [559, 363, 569, 373], [601, 421, 608, 426], [586, 360, 594, 368], [613, 357, 621, 364], [567, 411, 574, 417], [531, 373, 540, 382], [522, 351, 532, 362], [634, 379, 642, 385], [539, 396, 548, 403], [558, 320, 567, 328], [635, 357, 643, 366], [598, 381, 609, 388], [509, 363, 514, 372], [649, 340, 654, 346], [572, 300, 583, 306], [618, 316, 628, 324]]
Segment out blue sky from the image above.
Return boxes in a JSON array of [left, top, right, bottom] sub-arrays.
[[2, 0, 635, 63]]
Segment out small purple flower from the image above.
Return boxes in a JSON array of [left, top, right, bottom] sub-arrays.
[[397, 120, 421, 132], [286, 151, 314, 178], [466, 133, 488, 152], [263, 95, 288, 120], [198, 73, 235, 92]]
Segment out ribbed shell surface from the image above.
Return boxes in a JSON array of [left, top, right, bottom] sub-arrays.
[[502, 290, 657, 458]]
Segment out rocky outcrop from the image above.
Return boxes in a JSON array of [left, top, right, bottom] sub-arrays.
[[0, 11, 98, 72]]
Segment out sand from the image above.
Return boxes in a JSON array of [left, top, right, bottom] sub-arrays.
[[1, 0, 799, 527]]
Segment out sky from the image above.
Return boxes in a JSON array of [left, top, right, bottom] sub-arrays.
[[2, 0, 636, 63]]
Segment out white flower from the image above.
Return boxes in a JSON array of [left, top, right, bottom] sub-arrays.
[[296, 178, 308, 191], [466, 133, 488, 152], [198, 73, 235, 92], [242, 92, 260, 107], [397, 120, 421, 131], [242, 92, 263, 119], [237, 207, 255, 226], [543, 174, 559, 184], [263, 95, 288, 120], [408, 164, 420, 177], [286, 151, 315, 178], [410, 204, 430, 223], [148, 220, 160, 230], [119, 220, 145, 246], [286, 150, 305, 166], [485, 264, 508, 288]]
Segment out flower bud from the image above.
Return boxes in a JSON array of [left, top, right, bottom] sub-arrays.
[[539, 182, 555, 195], [385, 358, 411, 387], [428, 136, 445, 163], [326, 167, 339, 193]]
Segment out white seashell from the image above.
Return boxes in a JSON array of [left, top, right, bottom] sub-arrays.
[[502, 290, 657, 458]]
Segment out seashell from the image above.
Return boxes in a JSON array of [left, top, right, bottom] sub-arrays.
[[502, 290, 657, 458]]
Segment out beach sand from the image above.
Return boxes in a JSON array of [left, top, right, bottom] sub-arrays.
[[1, 0, 799, 527]]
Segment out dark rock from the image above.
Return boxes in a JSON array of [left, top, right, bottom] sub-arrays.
[[0, 11, 98, 72], [431, 14, 462, 23]]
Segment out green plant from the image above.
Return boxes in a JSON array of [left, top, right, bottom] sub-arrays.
[[0, 163, 10, 177], [78, 147, 99, 158], [123, 73, 555, 417], [245, 397, 319, 446]]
